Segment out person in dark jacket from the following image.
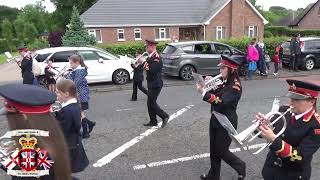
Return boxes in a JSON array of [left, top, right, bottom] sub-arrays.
[[289, 34, 302, 71], [17, 47, 34, 85], [256, 79, 320, 180], [196, 55, 246, 180], [130, 54, 148, 101], [55, 79, 89, 174], [142, 39, 170, 128], [0, 83, 72, 180]]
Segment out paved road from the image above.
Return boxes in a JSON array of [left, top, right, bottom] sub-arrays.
[[0, 74, 320, 180]]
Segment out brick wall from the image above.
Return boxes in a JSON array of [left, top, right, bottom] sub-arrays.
[[95, 26, 179, 44], [296, 1, 320, 29], [206, 0, 264, 41]]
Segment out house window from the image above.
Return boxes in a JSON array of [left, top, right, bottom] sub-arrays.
[[215, 26, 226, 40], [117, 29, 125, 41], [88, 29, 102, 43], [248, 26, 258, 38], [155, 27, 170, 40], [134, 28, 142, 40]]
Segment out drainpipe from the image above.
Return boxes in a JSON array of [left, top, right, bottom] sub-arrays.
[[203, 24, 206, 41]]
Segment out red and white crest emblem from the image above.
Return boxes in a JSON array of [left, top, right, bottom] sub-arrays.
[[18, 149, 38, 171]]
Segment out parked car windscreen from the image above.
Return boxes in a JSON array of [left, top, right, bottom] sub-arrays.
[[162, 45, 177, 54], [51, 51, 76, 62], [305, 39, 320, 50], [34, 53, 51, 62]]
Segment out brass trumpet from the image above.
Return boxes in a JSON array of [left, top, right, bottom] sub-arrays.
[[231, 107, 291, 154], [132, 52, 148, 65], [203, 74, 223, 91]]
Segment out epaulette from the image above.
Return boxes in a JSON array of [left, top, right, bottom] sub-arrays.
[[314, 113, 320, 125]]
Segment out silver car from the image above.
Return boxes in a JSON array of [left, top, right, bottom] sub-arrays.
[[161, 41, 247, 80]]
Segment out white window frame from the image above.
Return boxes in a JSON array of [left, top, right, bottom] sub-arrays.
[[117, 29, 125, 41], [87, 29, 102, 43], [155, 27, 170, 41], [134, 28, 142, 40], [248, 26, 255, 38], [216, 26, 223, 40]]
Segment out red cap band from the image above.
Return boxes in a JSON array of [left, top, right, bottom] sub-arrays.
[[5, 99, 52, 114], [220, 59, 238, 69], [288, 86, 319, 98]]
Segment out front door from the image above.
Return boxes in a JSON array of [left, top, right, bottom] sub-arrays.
[[179, 27, 201, 41]]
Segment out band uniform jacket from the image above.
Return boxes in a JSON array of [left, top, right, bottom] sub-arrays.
[[55, 103, 89, 173], [262, 105, 320, 180], [131, 63, 144, 82], [20, 56, 34, 84], [202, 78, 242, 129], [144, 51, 163, 89]]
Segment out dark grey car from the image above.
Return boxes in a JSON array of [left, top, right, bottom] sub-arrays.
[[281, 37, 320, 71], [161, 41, 247, 80]]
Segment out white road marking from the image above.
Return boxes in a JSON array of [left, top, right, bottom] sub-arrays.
[[116, 108, 135, 112], [133, 143, 267, 170], [93, 104, 194, 168]]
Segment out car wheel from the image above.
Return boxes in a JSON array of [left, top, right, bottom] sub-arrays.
[[238, 63, 247, 77], [304, 58, 315, 71], [112, 69, 130, 84], [179, 65, 195, 81]]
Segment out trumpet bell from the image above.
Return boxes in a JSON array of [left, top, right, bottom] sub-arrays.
[[231, 121, 260, 148]]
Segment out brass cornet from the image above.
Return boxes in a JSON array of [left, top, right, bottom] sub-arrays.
[[203, 74, 223, 91], [230, 107, 291, 154], [132, 52, 148, 65]]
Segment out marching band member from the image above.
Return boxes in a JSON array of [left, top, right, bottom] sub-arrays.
[[44, 59, 56, 92], [256, 79, 320, 180], [142, 39, 169, 128], [0, 83, 72, 179], [55, 79, 89, 174], [196, 55, 246, 180], [130, 53, 148, 101], [17, 47, 34, 85], [65, 55, 96, 139]]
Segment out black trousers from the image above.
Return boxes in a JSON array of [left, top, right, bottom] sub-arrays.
[[290, 54, 299, 70], [274, 63, 279, 73], [207, 120, 246, 179], [147, 87, 169, 124], [131, 80, 148, 100]]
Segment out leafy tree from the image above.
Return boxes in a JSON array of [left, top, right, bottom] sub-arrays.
[[0, 6, 19, 38], [14, 18, 25, 43], [1, 19, 14, 51], [17, 4, 47, 34], [62, 6, 95, 47], [48, 31, 64, 47], [50, 0, 97, 29], [23, 23, 38, 44]]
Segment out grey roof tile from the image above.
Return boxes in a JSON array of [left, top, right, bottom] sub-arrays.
[[81, 0, 230, 26]]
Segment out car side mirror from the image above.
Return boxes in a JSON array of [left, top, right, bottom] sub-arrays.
[[98, 58, 104, 63]]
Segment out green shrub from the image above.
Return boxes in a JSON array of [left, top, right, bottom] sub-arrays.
[[96, 41, 169, 57], [96, 37, 288, 58], [265, 26, 320, 37], [264, 31, 273, 38], [27, 39, 49, 50]]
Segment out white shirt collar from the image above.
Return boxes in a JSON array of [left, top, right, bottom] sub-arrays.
[[294, 107, 313, 120], [73, 65, 85, 71], [61, 98, 78, 108], [148, 50, 156, 58]]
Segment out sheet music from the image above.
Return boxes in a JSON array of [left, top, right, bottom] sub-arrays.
[[212, 110, 238, 135], [192, 73, 205, 87]]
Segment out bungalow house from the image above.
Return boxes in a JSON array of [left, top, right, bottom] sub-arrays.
[[289, 0, 320, 29], [80, 0, 268, 44]]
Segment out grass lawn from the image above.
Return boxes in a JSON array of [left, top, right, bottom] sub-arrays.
[[0, 52, 19, 64]]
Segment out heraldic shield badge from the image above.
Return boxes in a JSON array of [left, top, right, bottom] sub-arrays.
[[0, 130, 54, 177]]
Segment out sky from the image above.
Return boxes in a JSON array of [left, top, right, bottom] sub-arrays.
[[0, 0, 318, 12]]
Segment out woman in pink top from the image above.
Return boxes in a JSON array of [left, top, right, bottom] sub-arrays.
[[246, 39, 259, 80]]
